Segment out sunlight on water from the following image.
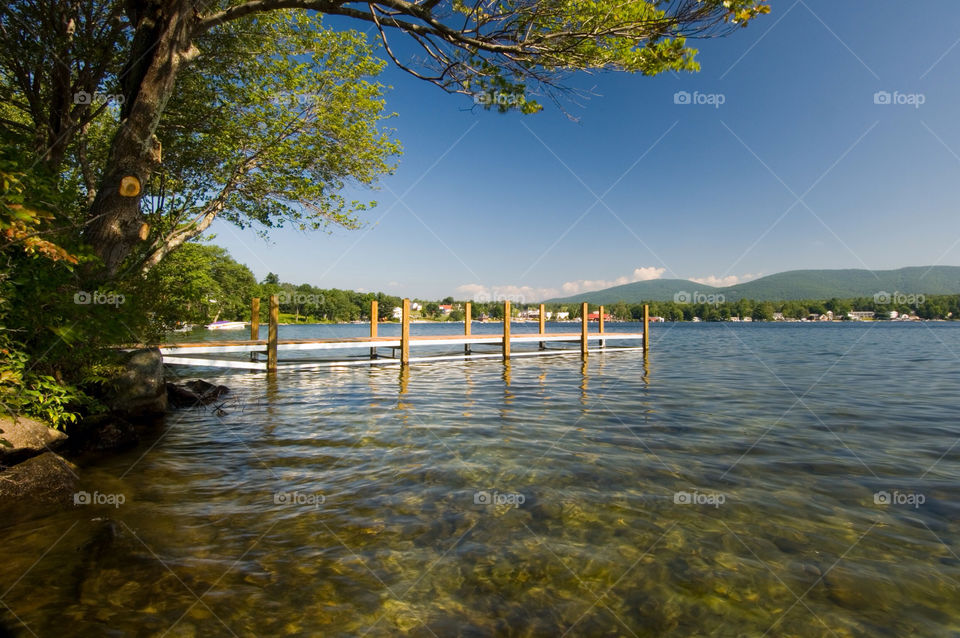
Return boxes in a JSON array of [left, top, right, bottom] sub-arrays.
[[2, 323, 959, 636]]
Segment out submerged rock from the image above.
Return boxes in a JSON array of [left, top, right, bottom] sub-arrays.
[[166, 379, 230, 408], [66, 415, 141, 453], [0, 452, 78, 505], [824, 567, 873, 610]]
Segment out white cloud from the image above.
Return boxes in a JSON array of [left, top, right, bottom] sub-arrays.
[[457, 266, 667, 303], [689, 272, 762, 288], [455, 283, 487, 298], [560, 266, 666, 296]]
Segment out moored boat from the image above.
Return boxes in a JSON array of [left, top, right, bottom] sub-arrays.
[[205, 320, 248, 331]]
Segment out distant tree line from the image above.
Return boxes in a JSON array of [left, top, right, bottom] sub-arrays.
[[257, 272, 402, 323], [527, 296, 958, 321], [429, 296, 959, 322], [152, 245, 960, 325], [527, 296, 959, 321], [149, 245, 404, 325]]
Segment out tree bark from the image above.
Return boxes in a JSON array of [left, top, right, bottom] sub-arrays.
[[83, 0, 198, 277]]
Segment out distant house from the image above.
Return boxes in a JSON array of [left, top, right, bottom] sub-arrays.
[[525, 309, 555, 320], [392, 306, 403, 320], [555, 311, 570, 320], [847, 311, 874, 321], [650, 316, 666, 323], [772, 312, 785, 321], [586, 312, 611, 321], [438, 304, 453, 315]]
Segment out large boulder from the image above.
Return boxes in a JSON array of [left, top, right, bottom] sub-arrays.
[[0, 414, 67, 451], [0, 452, 79, 506], [103, 348, 168, 418], [0, 414, 68, 466]]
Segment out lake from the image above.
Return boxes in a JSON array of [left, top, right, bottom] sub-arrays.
[[2, 322, 958, 636]]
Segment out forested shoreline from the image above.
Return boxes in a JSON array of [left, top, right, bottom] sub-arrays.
[[170, 244, 959, 325]]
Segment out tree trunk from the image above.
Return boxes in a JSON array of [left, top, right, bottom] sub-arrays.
[[84, 1, 198, 278]]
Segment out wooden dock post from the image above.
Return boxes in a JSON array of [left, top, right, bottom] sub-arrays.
[[267, 294, 279, 373], [250, 298, 260, 361], [538, 303, 546, 350], [643, 304, 650, 353], [581, 302, 589, 357], [401, 298, 410, 365], [250, 298, 260, 341], [503, 300, 511, 360], [598, 304, 605, 349], [464, 302, 472, 355], [369, 300, 378, 359]]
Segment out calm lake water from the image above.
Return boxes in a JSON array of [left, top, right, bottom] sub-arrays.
[[2, 322, 959, 637]]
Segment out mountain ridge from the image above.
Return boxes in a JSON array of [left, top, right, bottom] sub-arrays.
[[544, 266, 960, 303]]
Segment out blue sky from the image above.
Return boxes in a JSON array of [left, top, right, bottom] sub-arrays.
[[208, 1, 960, 301]]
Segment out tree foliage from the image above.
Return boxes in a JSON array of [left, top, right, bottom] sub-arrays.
[[150, 243, 406, 325], [145, 243, 257, 325], [136, 13, 401, 273], [1, 4, 401, 276], [0, 147, 98, 427]]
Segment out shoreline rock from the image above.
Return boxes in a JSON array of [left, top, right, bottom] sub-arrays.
[[1, 372, 230, 506], [101, 348, 167, 418], [0, 452, 79, 506], [0, 414, 69, 467]]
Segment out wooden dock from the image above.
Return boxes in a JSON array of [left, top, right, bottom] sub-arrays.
[[159, 298, 649, 372]]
